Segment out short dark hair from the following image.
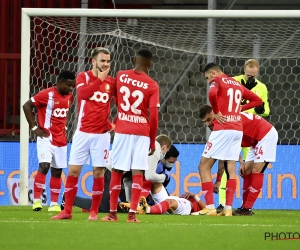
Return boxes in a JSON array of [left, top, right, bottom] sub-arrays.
[[58, 70, 76, 82], [165, 145, 179, 160], [137, 49, 152, 60], [203, 62, 222, 73], [199, 104, 212, 119], [91, 47, 110, 59]]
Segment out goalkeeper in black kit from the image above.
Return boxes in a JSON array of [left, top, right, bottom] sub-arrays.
[[216, 59, 270, 214]]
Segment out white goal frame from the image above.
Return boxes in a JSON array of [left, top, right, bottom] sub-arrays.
[[20, 8, 300, 205]]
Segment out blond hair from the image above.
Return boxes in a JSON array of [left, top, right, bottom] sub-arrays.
[[156, 134, 172, 149], [244, 59, 259, 69]]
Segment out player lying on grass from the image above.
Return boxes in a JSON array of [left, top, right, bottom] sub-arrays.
[[134, 192, 205, 216], [200, 105, 278, 216], [119, 173, 206, 216]]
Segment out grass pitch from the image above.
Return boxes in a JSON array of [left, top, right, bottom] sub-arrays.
[[0, 206, 299, 250]]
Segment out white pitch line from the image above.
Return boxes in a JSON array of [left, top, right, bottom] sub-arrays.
[[0, 220, 298, 228], [149, 222, 299, 228]]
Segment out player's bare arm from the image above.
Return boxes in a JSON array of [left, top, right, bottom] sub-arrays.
[[22, 100, 48, 138]]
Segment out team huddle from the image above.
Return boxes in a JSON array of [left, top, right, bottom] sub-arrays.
[[22, 47, 277, 222]]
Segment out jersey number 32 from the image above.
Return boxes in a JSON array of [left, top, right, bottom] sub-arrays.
[[120, 86, 144, 115]]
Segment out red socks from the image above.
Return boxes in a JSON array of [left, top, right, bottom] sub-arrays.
[[90, 177, 104, 213], [202, 182, 214, 206], [50, 176, 61, 203], [109, 171, 123, 212], [130, 174, 143, 212], [64, 176, 78, 214], [149, 200, 170, 214], [243, 173, 264, 209], [225, 179, 236, 207], [34, 172, 46, 199], [140, 178, 152, 198], [242, 174, 252, 206]]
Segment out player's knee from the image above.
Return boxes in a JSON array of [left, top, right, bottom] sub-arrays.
[[93, 167, 105, 178], [38, 163, 50, 175], [68, 165, 82, 177], [51, 167, 62, 178], [167, 199, 178, 212], [252, 162, 268, 173]]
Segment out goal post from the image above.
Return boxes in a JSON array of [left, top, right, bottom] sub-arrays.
[[20, 10, 31, 206], [20, 8, 300, 205]]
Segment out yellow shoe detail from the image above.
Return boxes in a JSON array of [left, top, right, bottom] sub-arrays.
[[48, 204, 61, 212]]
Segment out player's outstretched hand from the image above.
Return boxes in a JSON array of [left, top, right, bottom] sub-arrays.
[[214, 111, 227, 124], [34, 128, 48, 138], [213, 181, 220, 194], [97, 67, 110, 82]]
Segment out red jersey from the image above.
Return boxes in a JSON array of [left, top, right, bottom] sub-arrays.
[[31, 87, 73, 147], [114, 69, 160, 136], [241, 112, 273, 148], [209, 74, 262, 131], [76, 71, 115, 134]]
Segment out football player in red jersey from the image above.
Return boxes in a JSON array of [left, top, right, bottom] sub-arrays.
[[23, 70, 75, 212], [236, 112, 277, 215], [52, 48, 115, 221], [200, 105, 278, 215], [198, 63, 263, 216], [101, 49, 160, 223], [137, 192, 205, 216]]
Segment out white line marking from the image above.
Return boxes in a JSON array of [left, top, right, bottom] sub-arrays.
[[0, 220, 298, 227]]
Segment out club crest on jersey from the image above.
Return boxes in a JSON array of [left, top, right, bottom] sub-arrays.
[[55, 101, 59, 104], [105, 84, 110, 93]]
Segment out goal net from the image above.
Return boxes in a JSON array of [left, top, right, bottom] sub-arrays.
[[17, 9, 300, 208]]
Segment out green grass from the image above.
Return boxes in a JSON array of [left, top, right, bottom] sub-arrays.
[[0, 207, 299, 250]]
